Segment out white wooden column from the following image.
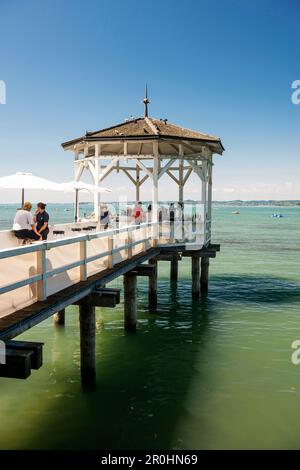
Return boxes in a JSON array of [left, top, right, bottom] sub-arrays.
[[201, 152, 208, 246], [136, 164, 140, 202], [93, 144, 100, 222], [152, 142, 159, 245], [178, 145, 184, 204], [207, 153, 213, 222]]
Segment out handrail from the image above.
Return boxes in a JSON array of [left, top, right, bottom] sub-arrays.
[[0, 220, 205, 304]]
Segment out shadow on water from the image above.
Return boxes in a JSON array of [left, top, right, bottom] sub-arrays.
[[210, 275, 300, 305], [14, 278, 213, 450], [3, 273, 300, 450]]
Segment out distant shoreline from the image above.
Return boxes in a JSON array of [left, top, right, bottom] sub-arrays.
[[0, 200, 299, 207]]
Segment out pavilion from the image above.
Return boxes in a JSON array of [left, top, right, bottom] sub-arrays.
[[61, 90, 224, 246]]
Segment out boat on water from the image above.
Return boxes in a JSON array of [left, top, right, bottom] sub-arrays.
[[232, 210, 240, 214], [272, 213, 283, 218]]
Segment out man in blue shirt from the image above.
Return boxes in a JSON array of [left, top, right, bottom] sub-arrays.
[[35, 202, 49, 240]]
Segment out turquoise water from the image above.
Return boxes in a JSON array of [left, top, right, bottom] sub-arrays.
[[0, 206, 300, 449]]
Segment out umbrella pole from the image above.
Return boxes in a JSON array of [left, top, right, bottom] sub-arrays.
[[75, 189, 79, 223], [21, 188, 24, 207]]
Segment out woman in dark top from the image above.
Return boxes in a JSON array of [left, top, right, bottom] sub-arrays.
[[35, 202, 49, 240]]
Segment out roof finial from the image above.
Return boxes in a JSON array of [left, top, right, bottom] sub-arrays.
[[142, 84, 150, 117]]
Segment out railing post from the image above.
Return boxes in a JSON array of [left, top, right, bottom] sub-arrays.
[[36, 248, 47, 301], [107, 235, 114, 268], [79, 239, 87, 281], [142, 224, 147, 252], [127, 228, 133, 259]]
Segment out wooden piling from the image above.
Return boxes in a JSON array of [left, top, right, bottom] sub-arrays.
[[170, 254, 178, 282], [79, 296, 96, 386], [191, 255, 200, 298], [123, 273, 137, 331], [53, 309, 65, 326], [200, 256, 210, 293], [148, 259, 158, 310]]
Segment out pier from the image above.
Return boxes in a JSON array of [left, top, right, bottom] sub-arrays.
[[0, 222, 219, 383], [0, 96, 224, 384]]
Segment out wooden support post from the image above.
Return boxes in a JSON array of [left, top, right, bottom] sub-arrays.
[[79, 296, 96, 387], [200, 256, 210, 293], [148, 259, 157, 311], [123, 273, 137, 331], [54, 309, 65, 326], [191, 255, 200, 298], [170, 253, 178, 282]]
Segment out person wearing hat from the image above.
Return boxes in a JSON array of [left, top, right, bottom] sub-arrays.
[[35, 202, 50, 240]]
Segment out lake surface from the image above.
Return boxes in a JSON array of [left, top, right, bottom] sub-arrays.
[[0, 205, 300, 449]]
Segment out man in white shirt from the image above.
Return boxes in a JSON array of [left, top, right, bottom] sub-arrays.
[[13, 202, 42, 242]]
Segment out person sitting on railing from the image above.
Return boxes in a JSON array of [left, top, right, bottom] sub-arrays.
[[13, 202, 42, 243], [34, 202, 49, 240]]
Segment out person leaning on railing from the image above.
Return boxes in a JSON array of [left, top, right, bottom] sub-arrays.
[[13, 201, 42, 243]]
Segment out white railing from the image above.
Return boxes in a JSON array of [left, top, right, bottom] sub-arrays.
[[0, 219, 205, 318]]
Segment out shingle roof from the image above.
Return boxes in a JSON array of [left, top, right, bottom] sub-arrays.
[[62, 117, 224, 153]]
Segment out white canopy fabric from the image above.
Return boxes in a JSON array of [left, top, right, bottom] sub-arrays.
[[0, 172, 65, 205], [59, 181, 111, 193], [0, 172, 63, 190]]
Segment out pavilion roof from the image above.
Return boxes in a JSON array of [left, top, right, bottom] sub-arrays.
[[61, 117, 224, 154]]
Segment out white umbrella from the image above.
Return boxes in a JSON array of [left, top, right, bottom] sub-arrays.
[[59, 180, 111, 193], [0, 172, 63, 206], [59, 180, 111, 222]]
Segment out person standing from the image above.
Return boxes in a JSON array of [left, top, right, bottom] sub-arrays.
[[133, 201, 143, 225], [13, 202, 42, 242], [35, 202, 49, 240]]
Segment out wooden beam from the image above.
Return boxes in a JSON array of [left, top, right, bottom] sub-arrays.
[[122, 168, 136, 185], [183, 167, 192, 185], [154, 253, 182, 261], [140, 174, 149, 186], [167, 170, 179, 185], [5, 340, 43, 370], [158, 159, 175, 180], [135, 159, 153, 179], [98, 157, 118, 182], [130, 265, 156, 277], [91, 288, 120, 308], [0, 349, 32, 379]]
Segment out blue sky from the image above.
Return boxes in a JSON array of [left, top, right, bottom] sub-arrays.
[[0, 0, 299, 202]]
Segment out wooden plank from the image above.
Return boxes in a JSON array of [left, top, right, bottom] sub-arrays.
[[154, 253, 182, 261], [5, 340, 43, 369], [130, 265, 156, 277], [0, 349, 32, 379]]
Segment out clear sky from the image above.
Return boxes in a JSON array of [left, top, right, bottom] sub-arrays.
[[0, 0, 299, 202]]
